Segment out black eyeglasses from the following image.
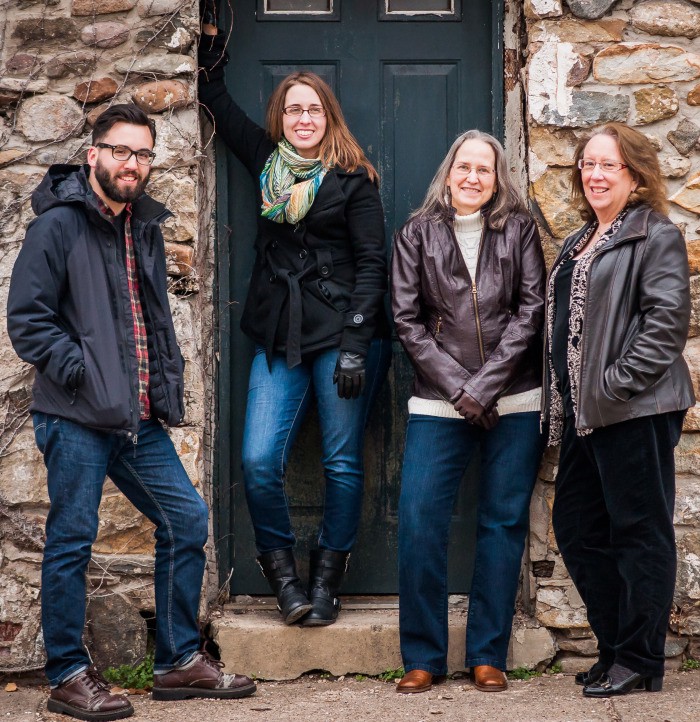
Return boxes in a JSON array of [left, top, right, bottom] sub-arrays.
[[96, 143, 156, 166]]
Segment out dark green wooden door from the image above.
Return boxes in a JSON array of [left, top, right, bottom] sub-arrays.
[[214, 0, 503, 594]]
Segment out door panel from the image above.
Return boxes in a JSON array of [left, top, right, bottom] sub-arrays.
[[214, 0, 503, 593]]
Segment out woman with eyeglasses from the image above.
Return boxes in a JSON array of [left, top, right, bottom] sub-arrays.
[[543, 123, 694, 697], [198, 13, 391, 626], [391, 130, 545, 693]]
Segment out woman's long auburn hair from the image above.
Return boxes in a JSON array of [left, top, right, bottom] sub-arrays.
[[266, 72, 378, 184], [571, 123, 668, 221]]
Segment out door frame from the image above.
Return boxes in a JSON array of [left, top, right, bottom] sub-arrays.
[[212, 0, 507, 589]]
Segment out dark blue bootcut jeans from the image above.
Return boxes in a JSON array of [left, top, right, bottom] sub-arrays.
[[398, 412, 542, 674], [34, 414, 209, 686]]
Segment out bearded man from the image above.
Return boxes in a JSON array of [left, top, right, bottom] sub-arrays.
[[7, 104, 255, 721]]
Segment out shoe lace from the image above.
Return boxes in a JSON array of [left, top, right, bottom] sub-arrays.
[[197, 649, 225, 671], [83, 668, 111, 694]]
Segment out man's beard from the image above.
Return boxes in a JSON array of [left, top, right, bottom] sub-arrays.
[[94, 159, 150, 204]]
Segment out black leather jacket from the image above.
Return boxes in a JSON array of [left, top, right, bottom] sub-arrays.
[[391, 207, 545, 409], [543, 204, 695, 431]]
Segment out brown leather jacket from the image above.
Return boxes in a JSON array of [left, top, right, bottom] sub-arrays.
[[391, 207, 546, 409], [543, 204, 695, 432]]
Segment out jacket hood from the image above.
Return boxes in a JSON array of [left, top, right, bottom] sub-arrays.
[[31, 164, 170, 224]]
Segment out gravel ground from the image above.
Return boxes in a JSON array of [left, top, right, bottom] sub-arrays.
[[2, 671, 699, 722]]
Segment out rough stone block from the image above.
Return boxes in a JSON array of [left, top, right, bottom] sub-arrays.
[[148, 172, 197, 242], [659, 154, 691, 179], [72, 0, 137, 14], [16, 94, 85, 142], [689, 84, 700, 106], [593, 44, 700, 85], [137, 0, 185, 16], [668, 120, 700, 157], [134, 23, 193, 54], [74, 77, 119, 104], [536, 581, 589, 629], [675, 474, 700, 526], [556, 635, 598, 656], [131, 79, 191, 113], [671, 171, 700, 215], [529, 126, 577, 167], [665, 633, 689, 658], [529, 18, 626, 43], [80, 21, 130, 48], [151, 110, 198, 168], [524, 0, 563, 19], [564, 0, 618, 20], [93, 481, 156, 556], [530, 169, 585, 239], [45, 51, 96, 79], [114, 54, 196, 77], [633, 86, 679, 126], [675, 530, 700, 607], [507, 626, 556, 670], [12, 18, 78, 45], [5, 53, 40, 76], [86, 593, 148, 670], [555, 653, 596, 674], [630, 0, 700, 40]]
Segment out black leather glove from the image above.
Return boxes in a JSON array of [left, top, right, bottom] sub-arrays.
[[453, 389, 499, 430], [200, 0, 218, 27], [333, 351, 366, 400]]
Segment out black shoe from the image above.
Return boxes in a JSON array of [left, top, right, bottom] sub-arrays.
[[575, 660, 607, 686], [582, 663, 663, 697], [301, 549, 349, 627], [257, 549, 313, 624]]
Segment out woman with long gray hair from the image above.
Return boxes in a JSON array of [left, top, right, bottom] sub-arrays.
[[391, 130, 545, 693]]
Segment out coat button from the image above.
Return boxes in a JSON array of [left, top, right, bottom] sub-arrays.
[[299, 249, 308, 259], [271, 241, 278, 249], [269, 274, 277, 283], [320, 265, 329, 276], [353, 314, 364, 324]]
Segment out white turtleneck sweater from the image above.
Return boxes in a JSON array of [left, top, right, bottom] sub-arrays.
[[408, 210, 541, 419]]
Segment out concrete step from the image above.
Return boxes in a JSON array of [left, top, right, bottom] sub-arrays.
[[213, 597, 557, 681]]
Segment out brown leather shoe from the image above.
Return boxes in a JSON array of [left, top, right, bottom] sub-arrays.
[[473, 665, 508, 692], [47, 667, 134, 721], [152, 651, 256, 700], [396, 669, 434, 694]]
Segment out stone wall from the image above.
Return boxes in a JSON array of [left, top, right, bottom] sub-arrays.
[[0, 0, 698, 677], [524, 0, 700, 672], [0, 0, 208, 672]]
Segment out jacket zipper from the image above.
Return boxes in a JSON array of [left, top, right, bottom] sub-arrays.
[[109, 222, 141, 441], [472, 226, 487, 366], [435, 316, 442, 336]]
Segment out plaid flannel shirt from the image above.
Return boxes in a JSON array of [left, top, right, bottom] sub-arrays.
[[95, 195, 151, 419]]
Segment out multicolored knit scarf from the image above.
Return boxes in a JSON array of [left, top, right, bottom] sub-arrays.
[[260, 139, 328, 224]]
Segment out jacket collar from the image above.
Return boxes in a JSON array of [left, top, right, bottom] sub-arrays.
[[562, 203, 652, 257]]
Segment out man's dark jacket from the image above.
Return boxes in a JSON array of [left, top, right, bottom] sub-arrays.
[[7, 165, 185, 436]]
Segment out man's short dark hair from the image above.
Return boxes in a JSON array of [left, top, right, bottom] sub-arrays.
[[91, 103, 157, 146]]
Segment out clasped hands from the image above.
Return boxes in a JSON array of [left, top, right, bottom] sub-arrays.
[[453, 389, 499, 430]]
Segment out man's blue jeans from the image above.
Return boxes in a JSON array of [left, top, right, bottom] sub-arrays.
[[398, 412, 542, 674], [242, 338, 391, 553], [33, 414, 209, 686]]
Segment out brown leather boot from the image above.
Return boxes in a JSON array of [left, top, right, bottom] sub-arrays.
[[151, 650, 256, 700], [396, 669, 435, 694], [472, 665, 508, 692], [47, 667, 134, 721]]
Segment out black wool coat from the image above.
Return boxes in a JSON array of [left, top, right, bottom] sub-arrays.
[[199, 37, 388, 368]]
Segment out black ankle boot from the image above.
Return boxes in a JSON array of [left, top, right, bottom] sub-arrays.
[[301, 549, 349, 627], [257, 549, 313, 625]]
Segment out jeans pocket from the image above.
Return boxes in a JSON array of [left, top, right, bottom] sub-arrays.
[[32, 413, 49, 454]]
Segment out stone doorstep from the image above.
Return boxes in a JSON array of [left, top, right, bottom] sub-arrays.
[[214, 598, 557, 681]]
